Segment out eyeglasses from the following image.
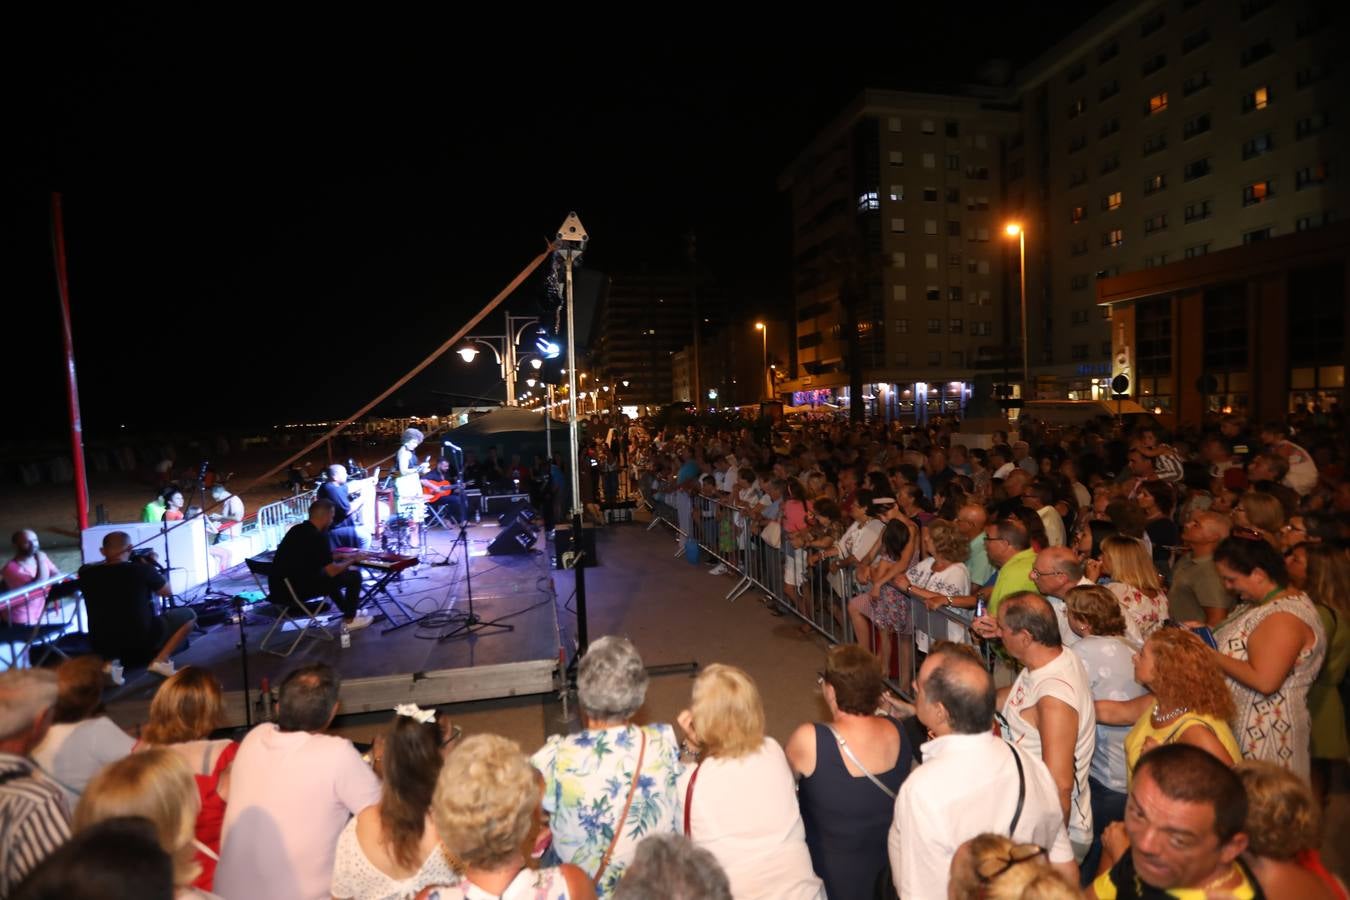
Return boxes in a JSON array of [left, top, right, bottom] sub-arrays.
[[1231, 526, 1265, 542], [1029, 568, 1067, 579], [976, 843, 1045, 882]]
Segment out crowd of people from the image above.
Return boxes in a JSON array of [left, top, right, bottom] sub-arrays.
[[1, 407, 1348, 899]]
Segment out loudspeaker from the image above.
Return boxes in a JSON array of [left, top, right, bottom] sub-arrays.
[[497, 499, 537, 527], [553, 524, 598, 568], [488, 520, 538, 555]]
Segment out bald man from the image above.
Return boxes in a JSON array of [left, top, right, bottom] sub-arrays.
[[955, 504, 995, 587], [1029, 546, 1094, 647], [77, 531, 195, 677], [1168, 511, 1234, 626], [889, 643, 1078, 898]]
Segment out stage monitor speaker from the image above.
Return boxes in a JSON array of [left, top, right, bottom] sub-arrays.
[[497, 499, 537, 528], [553, 524, 598, 569], [487, 520, 537, 555]]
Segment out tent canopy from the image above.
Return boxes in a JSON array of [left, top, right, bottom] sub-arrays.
[[447, 407, 549, 437]]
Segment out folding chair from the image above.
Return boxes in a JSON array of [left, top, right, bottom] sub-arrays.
[[244, 555, 338, 658]]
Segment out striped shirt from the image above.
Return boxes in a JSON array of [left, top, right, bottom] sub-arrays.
[[0, 753, 71, 896]]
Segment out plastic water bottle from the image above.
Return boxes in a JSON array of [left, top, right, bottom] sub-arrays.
[[340, 625, 352, 649], [109, 660, 125, 686]]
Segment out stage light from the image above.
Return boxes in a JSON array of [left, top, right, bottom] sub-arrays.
[[533, 324, 561, 359]]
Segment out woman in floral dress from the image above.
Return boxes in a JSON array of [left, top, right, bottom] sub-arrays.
[[530, 637, 681, 897]]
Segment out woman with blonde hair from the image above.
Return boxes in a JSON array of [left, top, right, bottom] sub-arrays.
[[137, 666, 237, 892], [1233, 491, 1285, 548], [74, 748, 216, 899], [678, 664, 824, 900], [1091, 535, 1169, 642], [946, 833, 1079, 900], [1236, 760, 1348, 900], [421, 734, 594, 899]]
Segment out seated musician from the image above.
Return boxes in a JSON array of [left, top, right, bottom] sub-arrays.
[[77, 531, 195, 678], [269, 499, 372, 632], [207, 484, 246, 541], [3, 529, 61, 625], [316, 464, 371, 549], [422, 457, 466, 525]]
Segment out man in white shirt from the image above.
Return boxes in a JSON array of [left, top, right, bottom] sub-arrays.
[[215, 663, 381, 900], [889, 644, 1077, 900], [995, 592, 1097, 860], [1028, 547, 1095, 647]]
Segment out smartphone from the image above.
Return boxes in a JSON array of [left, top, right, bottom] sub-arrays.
[[1189, 625, 1218, 650]]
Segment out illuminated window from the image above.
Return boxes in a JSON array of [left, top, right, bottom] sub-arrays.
[[889, 184, 904, 201], [1242, 86, 1270, 112], [1144, 173, 1166, 195], [888, 117, 903, 133], [1242, 180, 1273, 205], [1147, 91, 1169, 115], [1103, 228, 1124, 248], [857, 191, 879, 212], [1102, 191, 1123, 211], [1071, 205, 1086, 224]]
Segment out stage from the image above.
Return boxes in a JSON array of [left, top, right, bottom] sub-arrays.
[[103, 524, 562, 729]]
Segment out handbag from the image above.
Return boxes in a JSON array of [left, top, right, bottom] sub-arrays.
[[592, 727, 647, 887], [1006, 741, 1027, 835], [824, 724, 895, 799]]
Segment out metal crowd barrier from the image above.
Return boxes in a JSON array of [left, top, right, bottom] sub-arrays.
[[0, 573, 83, 671], [643, 490, 990, 699], [256, 489, 316, 551]]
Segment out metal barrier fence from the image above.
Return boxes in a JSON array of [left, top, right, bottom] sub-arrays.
[[0, 573, 83, 671], [256, 489, 316, 551], [645, 491, 990, 699]]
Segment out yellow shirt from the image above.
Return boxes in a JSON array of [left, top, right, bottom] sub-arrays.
[[1092, 858, 1259, 898], [1123, 704, 1243, 788]]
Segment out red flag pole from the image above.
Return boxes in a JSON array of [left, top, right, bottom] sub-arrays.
[[51, 193, 90, 532]]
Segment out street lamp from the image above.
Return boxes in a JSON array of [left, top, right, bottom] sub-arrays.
[[1005, 223, 1030, 396], [754, 321, 768, 399]]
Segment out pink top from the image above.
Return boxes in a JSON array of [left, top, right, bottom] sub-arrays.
[[781, 499, 809, 534], [2, 554, 59, 625]]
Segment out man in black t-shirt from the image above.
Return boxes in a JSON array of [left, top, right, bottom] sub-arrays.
[[78, 531, 196, 676], [270, 499, 371, 631]]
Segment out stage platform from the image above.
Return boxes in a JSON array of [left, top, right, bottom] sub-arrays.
[[104, 524, 562, 729]]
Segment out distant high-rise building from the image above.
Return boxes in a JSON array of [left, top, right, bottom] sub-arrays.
[[783, 0, 1348, 418]]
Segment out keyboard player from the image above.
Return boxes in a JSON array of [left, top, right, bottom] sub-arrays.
[[270, 499, 372, 632]]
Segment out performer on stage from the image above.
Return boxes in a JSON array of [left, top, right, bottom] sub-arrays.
[[316, 464, 371, 549], [270, 499, 371, 632], [422, 457, 466, 525], [395, 428, 428, 477]]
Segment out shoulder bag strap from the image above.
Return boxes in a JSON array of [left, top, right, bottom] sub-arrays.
[[1006, 741, 1027, 836], [592, 728, 646, 887], [683, 761, 704, 837], [825, 724, 896, 800]]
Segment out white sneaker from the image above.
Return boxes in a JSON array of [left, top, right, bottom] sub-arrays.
[[344, 615, 374, 632], [708, 563, 728, 576], [148, 659, 176, 679]]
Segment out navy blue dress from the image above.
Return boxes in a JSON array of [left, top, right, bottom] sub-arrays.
[[798, 717, 911, 900]]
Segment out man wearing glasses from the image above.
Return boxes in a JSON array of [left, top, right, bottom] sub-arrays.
[[982, 521, 1037, 617], [887, 643, 1078, 899], [1029, 547, 1095, 647]]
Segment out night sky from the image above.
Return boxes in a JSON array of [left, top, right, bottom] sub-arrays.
[[8, 9, 1094, 440]]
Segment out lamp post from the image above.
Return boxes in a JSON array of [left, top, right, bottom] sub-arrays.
[[1004, 223, 1029, 397], [754, 321, 769, 400], [456, 313, 540, 407]]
